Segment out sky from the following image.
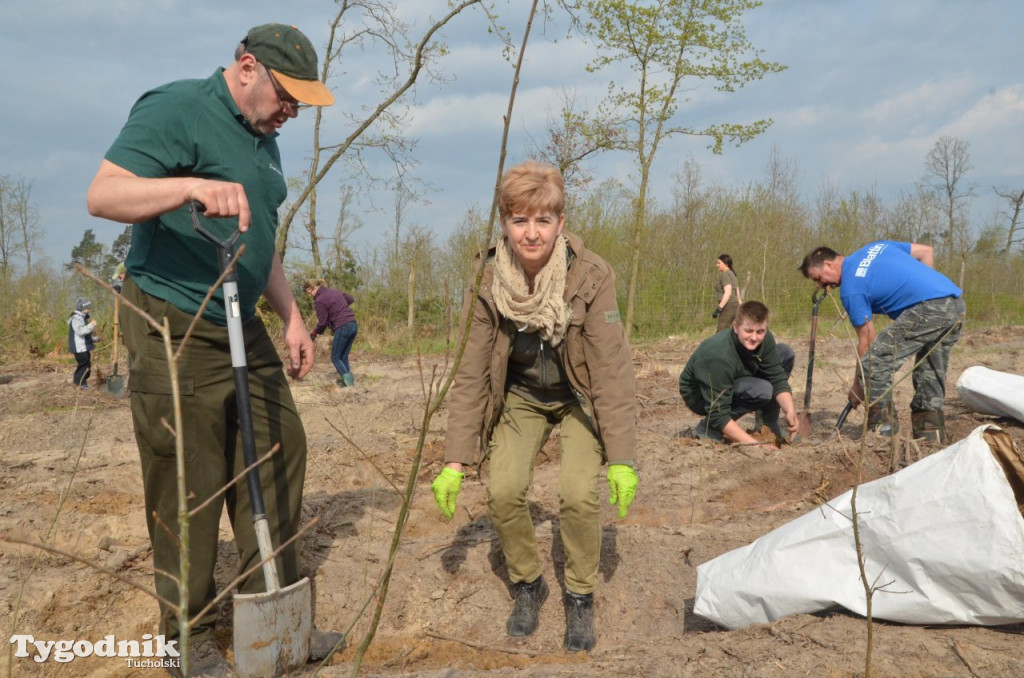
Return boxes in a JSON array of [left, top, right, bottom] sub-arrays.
[[3, 0, 1023, 270]]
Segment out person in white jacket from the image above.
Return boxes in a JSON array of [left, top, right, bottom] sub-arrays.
[[68, 298, 97, 388]]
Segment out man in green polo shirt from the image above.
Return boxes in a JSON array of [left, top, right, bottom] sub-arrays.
[[87, 23, 340, 675]]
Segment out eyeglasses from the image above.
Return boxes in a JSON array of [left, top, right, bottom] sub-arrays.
[[265, 66, 311, 114]]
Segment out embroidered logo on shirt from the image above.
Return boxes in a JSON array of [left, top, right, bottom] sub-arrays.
[[268, 162, 283, 177]]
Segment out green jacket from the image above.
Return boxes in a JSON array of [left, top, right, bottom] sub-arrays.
[[444, 231, 637, 466], [678, 329, 792, 432]]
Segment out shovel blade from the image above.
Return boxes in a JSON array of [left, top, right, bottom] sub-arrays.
[[797, 411, 813, 438], [233, 576, 312, 677], [106, 374, 125, 396]]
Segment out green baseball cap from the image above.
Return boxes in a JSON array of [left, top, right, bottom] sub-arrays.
[[243, 23, 335, 106]]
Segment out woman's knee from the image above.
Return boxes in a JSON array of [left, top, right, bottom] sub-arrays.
[[487, 474, 529, 513], [558, 476, 599, 515]]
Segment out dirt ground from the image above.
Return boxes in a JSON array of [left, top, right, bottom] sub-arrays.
[[3, 325, 1024, 678]]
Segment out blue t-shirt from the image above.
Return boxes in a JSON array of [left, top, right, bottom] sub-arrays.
[[840, 241, 962, 327]]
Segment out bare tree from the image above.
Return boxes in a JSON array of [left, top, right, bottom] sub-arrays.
[[993, 186, 1024, 254], [885, 185, 944, 245], [276, 0, 486, 260], [924, 135, 973, 257], [0, 175, 42, 279], [580, 0, 785, 340], [528, 88, 621, 195]]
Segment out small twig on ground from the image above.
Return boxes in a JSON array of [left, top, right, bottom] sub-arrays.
[[759, 477, 831, 513], [423, 631, 544, 657], [1, 536, 176, 609], [721, 646, 745, 662], [952, 640, 983, 678], [381, 645, 418, 668], [415, 536, 497, 561], [327, 419, 402, 495]]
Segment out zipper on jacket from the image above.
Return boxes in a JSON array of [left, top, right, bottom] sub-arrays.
[[540, 339, 548, 400]]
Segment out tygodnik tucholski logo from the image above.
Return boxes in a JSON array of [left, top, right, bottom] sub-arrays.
[[10, 633, 180, 669]]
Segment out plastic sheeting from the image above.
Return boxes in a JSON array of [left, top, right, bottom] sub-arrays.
[[957, 366, 1024, 424], [693, 425, 1024, 630]]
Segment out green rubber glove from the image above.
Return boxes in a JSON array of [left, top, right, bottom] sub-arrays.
[[432, 467, 464, 520], [607, 464, 638, 519]]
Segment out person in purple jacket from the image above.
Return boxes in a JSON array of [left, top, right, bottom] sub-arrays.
[[304, 279, 358, 386]]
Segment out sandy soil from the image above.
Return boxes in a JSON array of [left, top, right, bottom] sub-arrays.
[[3, 326, 1024, 677]]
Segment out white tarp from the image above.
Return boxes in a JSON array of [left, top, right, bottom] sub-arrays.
[[693, 425, 1024, 629], [957, 366, 1024, 424]]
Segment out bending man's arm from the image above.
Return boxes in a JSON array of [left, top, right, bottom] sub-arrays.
[[855, 320, 875, 357], [848, 321, 876, 407], [264, 253, 314, 379], [909, 243, 934, 268], [87, 159, 253, 231]]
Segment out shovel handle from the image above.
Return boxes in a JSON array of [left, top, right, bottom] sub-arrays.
[[812, 286, 827, 309], [190, 202, 281, 593], [836, 402, 854, 430], [804, 288, 828, 411], [112, 299, 120, 367]]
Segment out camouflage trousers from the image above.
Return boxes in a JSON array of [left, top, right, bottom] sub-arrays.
[[860, 295, 966, 413]]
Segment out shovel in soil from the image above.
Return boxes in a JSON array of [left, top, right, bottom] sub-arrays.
[[190, 203, 312, 677], [106, 297, 126, 396], [835, 402, 853, 431], [797, 287, 828, 438]]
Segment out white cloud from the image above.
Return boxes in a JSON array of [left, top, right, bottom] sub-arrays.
[[947, 84, 1024, 138], [863, 75, 977, 130]]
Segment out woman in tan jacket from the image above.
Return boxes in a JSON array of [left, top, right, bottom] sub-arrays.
[[431, 161, 638, 653]]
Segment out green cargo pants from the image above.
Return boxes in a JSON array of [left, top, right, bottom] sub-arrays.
[[121, 278, 307, 643], [860, 295, 966, 413], [486, 391, 604, 595]]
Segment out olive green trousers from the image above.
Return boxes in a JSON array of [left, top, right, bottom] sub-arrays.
[[121, 278, 307, 642], [486, 392, 604, 595]]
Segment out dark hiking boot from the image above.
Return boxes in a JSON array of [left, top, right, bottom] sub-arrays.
[[867, 404, 899, 437], [911, 410, 946, 444], [563, 591, 596, 653], [693, 417, 723, 441], [167, 638, 233, 677], [507, 576, 549, 637], [309, 628, 346, 661]]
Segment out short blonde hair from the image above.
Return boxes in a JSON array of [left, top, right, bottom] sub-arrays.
[[498, 161, 565, 219], [303, 278, 325, 293]]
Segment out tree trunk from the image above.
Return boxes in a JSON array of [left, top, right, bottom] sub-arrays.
[[407, 260, 416, 329]]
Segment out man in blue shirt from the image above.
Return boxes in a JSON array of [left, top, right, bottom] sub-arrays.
[[799, 242, 965, 443]]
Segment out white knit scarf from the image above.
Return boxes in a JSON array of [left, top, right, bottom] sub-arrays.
[[492, 234, 573, 345]]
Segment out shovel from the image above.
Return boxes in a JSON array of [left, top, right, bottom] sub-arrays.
[[190, 202, 312, 677], [106, 297, 126, 396], [835, 402, 854, 431], [797, 287, 828, 438]]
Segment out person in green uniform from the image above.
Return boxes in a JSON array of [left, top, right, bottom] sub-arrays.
[[712, 254, 742, 332], [680, 301, 798, 448], [87, 23, 341, 676]]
